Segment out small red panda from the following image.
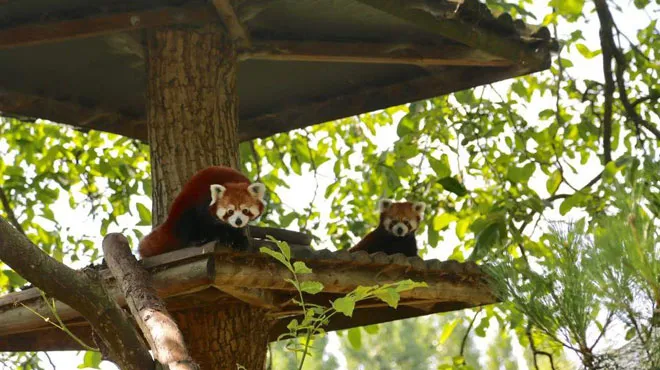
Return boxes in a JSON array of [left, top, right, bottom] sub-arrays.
[[348, 199, 426, 257], [138, 166, 266, 258]]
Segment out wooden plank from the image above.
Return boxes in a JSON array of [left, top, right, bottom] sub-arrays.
[[0, 6, 217, 50], [354, 0, 550, 68], [0, 89, 147, 140], [239, 65, 537, 141], [240, 40, 512, 67]]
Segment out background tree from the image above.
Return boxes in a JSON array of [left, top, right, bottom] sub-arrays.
[[1, 0, 659, 368]]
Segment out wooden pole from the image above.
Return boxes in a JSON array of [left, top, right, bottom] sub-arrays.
[[146, 22, 271, 370]]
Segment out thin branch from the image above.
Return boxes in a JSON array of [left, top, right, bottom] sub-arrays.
[[0, 187, 25, 236], [460, 308, 482, 356], [589, 311, 614, 351], [595, 0, 615, 164], [545, 171, 603, 202], [595, 0, 660, 141], [527, 324, 558, 370], [249, 141, 263, 181], [43, 352, 57, 370]]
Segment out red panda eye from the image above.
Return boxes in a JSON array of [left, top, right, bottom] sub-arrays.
[[227, 209, 234, 216], [242, 209, 250, 215]]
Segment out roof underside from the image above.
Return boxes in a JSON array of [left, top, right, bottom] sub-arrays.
[[0, 236, 497, 352], [0, 0, 553, 141]]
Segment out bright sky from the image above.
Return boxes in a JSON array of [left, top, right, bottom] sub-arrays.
[[2, 0, 657, 369]]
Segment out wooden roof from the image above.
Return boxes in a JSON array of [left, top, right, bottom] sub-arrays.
[[0, 0, 554, 141], [0, 235, 497, 351]]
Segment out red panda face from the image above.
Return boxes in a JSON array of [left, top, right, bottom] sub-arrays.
[[378, 199, 426, 237], [209, 182, 266, 228]]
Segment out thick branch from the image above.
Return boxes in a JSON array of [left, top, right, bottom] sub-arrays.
[[0, 217, 153, 369], [102, 233, 198, 370]]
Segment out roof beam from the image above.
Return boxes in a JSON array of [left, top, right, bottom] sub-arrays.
[[0, 89, 146, 140], [212, 0, 251, 48], [238, 64, 537, 141], [240, 40, 512, 67], [0, 6, 217, 50], [354, 0, 549, 68]]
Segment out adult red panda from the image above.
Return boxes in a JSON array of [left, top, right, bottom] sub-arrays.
[[348, 199, 425, 257], [138, 166, 266, 258]]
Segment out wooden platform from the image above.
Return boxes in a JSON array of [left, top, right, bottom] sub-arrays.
[[0, 235, 497, 351]]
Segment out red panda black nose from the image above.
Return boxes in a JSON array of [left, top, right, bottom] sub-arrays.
[[235, 218, 243, 226], [394, 226, 404, 235]]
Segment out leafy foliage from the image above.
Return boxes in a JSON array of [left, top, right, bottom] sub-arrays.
[[0, 0, 658, 368], [260, 237, 426, 369]]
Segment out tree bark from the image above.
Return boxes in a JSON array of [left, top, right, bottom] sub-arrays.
[[146, 23, 271, 369], [146, 23, 240, 224], [173, 304, 270, 370], [0, 217, 154, 370], [102, 233, 198, 370]]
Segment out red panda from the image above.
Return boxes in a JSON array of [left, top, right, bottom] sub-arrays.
[[348, 199, 425, 257], [138, 166, 266, 258]]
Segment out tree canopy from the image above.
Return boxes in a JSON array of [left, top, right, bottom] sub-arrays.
[[1, 0, 659, 369]]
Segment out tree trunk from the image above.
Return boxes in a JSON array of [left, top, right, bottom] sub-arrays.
[[146, 23, 240, 224], [146, 23, 270, 369], [173, 303, 270, 370]]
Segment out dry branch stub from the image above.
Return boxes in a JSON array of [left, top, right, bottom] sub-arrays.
[[102, 233, 198, 370]]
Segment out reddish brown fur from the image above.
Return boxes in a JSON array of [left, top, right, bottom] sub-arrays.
[[138, 166, 263, 258], [349, 200, 424, 257]]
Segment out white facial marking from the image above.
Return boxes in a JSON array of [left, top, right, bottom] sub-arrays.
[[378, 198, 393, 212], [209, 184, 226, 205], [215, 205, 230, 219], [249, 205, 260, 219], [227, 212, 250, 228], [409, 219, 418, 231], [383, 217, 392, 230], [248, 183, 266, 200], [390, 222, 409, 237]]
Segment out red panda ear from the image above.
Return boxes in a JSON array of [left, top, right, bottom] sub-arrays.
[[378, 198, 393, 212], [247, 183, 266, 200], [413, 201, 426, 216], [210, 184, 226, 205]]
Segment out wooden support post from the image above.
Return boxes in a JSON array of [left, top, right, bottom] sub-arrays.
[[146, 22, 271, 370]]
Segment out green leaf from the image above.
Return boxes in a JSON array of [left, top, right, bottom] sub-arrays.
[[332, 297, 356, 317], [438, 177, 467, 196], [546, 170, 562, 194], [286, 319, 299, 332], [347, 327, 362, 349], [396, 114, 418, 137], [293, 261, 312, 274], [433, 213, 457, 231], [259, 247, 291, 271], [507, 162, 536, 184], [469, 222, 501, 261], [78, 351, 102, 369], [428, 157, 451, 178], [439, 319, 459, 344], [135, 202, 151, 226], [374, 288, 400, 308], [363, 324, 379, 335], [575, 43, 602, 59], [559, 193, 583, 215], [300, 281, 324, 294], [550, 0, 585, 17], [277, 240, 291, 260]]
